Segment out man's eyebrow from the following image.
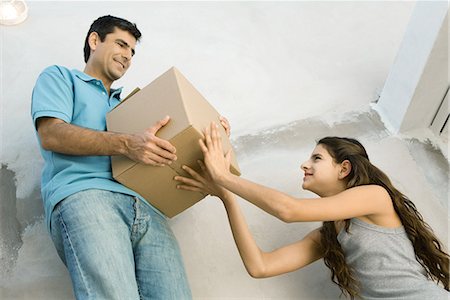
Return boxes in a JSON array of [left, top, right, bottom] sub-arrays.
[[116, 39, 136, 56]]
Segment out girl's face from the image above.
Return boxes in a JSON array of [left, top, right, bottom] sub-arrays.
[[301, 144, 347, 197]]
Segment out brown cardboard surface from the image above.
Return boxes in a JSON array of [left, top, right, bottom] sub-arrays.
[[107, 67, 240, 217]]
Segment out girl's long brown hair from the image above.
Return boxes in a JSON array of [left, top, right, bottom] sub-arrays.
[[317, 137, 449, 299]]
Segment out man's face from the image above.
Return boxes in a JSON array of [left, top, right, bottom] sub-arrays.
[[89, 27, 137, 83]]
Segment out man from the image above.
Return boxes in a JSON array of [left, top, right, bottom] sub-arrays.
[[31, 15, 228, 299]]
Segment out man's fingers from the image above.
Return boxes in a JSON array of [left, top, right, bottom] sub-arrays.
[[147, 115, 171, 135], [219, 116, 231, 137], [219, 115, 229, 123], [142, 155, 165, 167], [142, 141, 177, 162], [140, 116, 177, 161], [142, 152, 172, 166], [154, 137, 177, 155]]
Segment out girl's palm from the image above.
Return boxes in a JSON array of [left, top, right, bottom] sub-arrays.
[[199, 123, 232, 182]]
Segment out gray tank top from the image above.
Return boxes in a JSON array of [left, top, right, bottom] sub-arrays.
[[337, 218, 449, 299]]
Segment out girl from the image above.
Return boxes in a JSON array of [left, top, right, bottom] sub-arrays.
[[174, 123, 449, 299]]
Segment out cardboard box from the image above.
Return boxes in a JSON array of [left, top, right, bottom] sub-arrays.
[[106, 67, 240, 217]]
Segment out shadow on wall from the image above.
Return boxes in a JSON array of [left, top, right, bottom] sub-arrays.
[[0, 165, 22, 278], [405, 139, 449, 210], [233, 109, 390, 158], [0, 165, 74, 300], [0, 163, 46, 277]]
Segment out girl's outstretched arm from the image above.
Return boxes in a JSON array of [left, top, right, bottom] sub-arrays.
[[175, 165, 324, 278], [197, 123, 393, 223]]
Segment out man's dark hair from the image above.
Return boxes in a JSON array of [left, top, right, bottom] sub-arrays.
[[84, 15, 142, 63]]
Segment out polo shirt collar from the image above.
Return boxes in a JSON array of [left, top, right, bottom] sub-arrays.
[[73, 69, 123, 100], [73, 69, 96, 82]]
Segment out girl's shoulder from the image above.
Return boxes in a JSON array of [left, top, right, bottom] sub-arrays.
[[342, 185, 401, 227], [348, 184, 390, 197], [349, 185, 393, 210]]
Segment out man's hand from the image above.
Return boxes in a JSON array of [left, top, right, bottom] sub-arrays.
[[35, 116, 176, 166], [219, 116, 231, 137], [124, 116, 177, 166]]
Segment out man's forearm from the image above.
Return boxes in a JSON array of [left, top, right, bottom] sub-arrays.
[[39, 121, 129, 156]]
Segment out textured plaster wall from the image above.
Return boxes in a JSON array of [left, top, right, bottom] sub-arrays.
[[1, 2, 448, 300]]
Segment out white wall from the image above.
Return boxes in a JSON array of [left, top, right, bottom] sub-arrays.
[[375, 0, 448, 134], [1, 1, 448, 299]]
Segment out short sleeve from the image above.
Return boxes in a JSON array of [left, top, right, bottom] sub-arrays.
[[31, 65, 74, 129]]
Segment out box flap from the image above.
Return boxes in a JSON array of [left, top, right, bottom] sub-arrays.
[[115, 162, 203, 217], [114, 87, 141, 109], [106, 68, 190, 139]]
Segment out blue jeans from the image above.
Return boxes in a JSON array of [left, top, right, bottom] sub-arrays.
[[50, 189, 192, 300]]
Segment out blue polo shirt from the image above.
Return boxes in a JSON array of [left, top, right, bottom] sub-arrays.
[[31, 65, 160, 232]]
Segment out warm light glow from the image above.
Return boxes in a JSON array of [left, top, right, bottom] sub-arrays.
[[0, 0, 28, 26]]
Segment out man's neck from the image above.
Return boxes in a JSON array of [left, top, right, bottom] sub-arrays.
[[83, 65, 112, 94]]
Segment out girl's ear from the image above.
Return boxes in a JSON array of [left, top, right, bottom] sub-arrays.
[[339, 160, 352, 179]]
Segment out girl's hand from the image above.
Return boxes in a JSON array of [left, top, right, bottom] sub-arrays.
[[175, 160, 231, 199], [199, 122, 232, 183]]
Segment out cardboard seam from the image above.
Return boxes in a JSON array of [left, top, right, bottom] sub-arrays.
[[166, 125, 197, 176], [173, 68, 191, 125], [114, 158, 138, 179]]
